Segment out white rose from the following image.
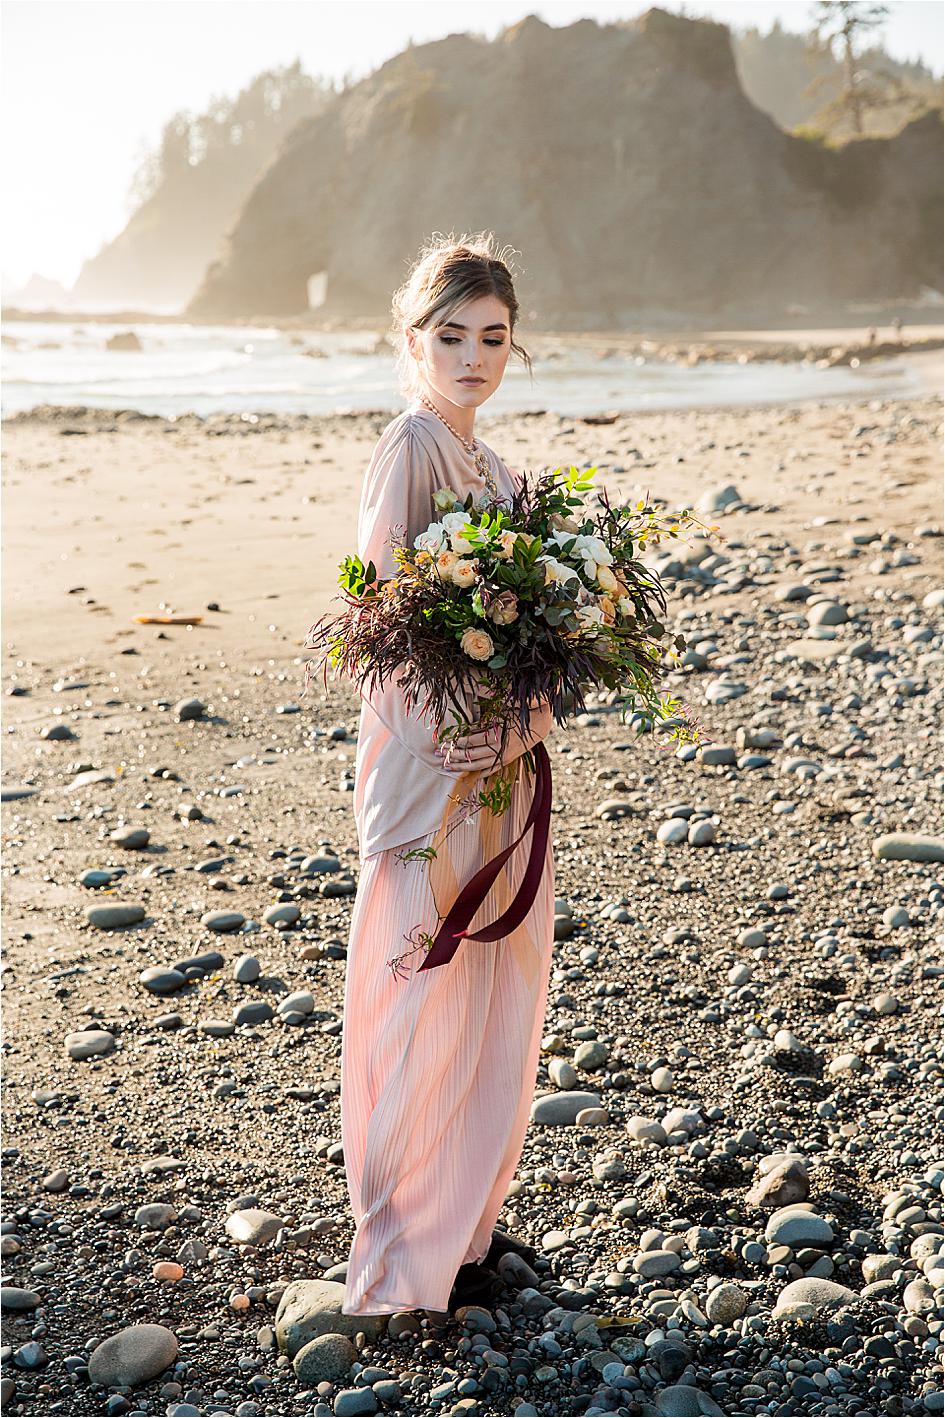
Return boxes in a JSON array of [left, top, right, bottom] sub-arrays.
[[441, 511, 473, 536], [578, 534, 613, 565], [617, 595, 633, 616], [540, 555, 580, 586], [547, 528, 581, 554], [414, 522, 447, 553]]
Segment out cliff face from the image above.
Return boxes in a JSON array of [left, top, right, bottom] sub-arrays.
[[186, 8, 943, 326], [72, 66, 331, 313]]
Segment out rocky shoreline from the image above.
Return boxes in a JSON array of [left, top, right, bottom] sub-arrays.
[[1, 391, 942, 1416]]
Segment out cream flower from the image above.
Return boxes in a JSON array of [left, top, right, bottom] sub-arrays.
[[575, 603, 605, 627], [460, 626, 494, 661], [617, 595, 633, 617], [434, 548, 460, 579], [596, 563, 619, 593], [432, 487, 458, 513], [494, 529, 518, 560], [450, 558, 479, 588], [540, 555, 580, 586]]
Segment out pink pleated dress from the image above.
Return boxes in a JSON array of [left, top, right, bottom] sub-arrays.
[[340, 401, 556, 1316]]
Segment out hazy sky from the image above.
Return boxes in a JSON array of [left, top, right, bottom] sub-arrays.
[[3, 0, 943, 290]]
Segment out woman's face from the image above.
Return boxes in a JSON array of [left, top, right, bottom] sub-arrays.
[[407, 293, 512, 410]]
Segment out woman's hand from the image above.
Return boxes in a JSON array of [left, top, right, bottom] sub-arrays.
[[434, 697, 554, 774]]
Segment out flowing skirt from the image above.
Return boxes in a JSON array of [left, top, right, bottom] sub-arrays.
[[340, 758, 556, 1315]]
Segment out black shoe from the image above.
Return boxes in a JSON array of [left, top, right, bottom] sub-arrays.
[[482, 1225, 537, 1271], [448, 1260, 500, 1310]]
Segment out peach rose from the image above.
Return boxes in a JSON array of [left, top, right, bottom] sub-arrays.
[[460, 627, 494, 661], [599, 594, 616, 625], [451, 558, 480, 588], [434, 548, 460, 579]]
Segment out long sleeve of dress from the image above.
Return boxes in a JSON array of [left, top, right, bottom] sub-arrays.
[[354, 417, 464, 776], [352, 413, 493, 859]]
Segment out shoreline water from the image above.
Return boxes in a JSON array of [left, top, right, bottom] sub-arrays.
[[3, 318, 941, 419]]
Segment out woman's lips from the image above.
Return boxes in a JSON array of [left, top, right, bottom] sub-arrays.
[[458, 378, 485, 384]]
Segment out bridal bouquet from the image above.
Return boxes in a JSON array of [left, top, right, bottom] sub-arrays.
[[302, 464, 711, 976], [304, 463, 707, 787]]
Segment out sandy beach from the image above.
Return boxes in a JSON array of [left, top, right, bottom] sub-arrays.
[[1, 356, 943, 1414]]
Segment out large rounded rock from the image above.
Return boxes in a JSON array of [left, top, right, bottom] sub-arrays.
[[174, 697, 205, 721], [0, 1288, 41, 1312], [86, 903, 146, 930], [806, 600, 847, 627], [110, 826, 150, 849], [292, 1331, 358, 1384], [530, 1091, 601, 1125], [872, 833, 944, 864], [574, 1039, 608, 1070], [232, 1000, 274, 1026], [747, 1158, 810, 1209], [225, 1208, 283, 1245], [654, 1385, 726, 1416], [633, 1249, 681, 1277], [64, 1030, 115, 1061], [332, 1391, 378, 1416], [705, 1282, 748, 1325], [87, 1323, 178, 1387], [139, 966, 186, 995], [765, 1207, 834, 1248], [201, 910, 246, 933], [274, 1279, 386, 1358], [232, 953, 261, 983], [264, 904, 301, 927], [627, 1116, 667, 1145], [904, 1277, 937, 1314], [771, 1277, 855, 1320], [134, 1203, 177, 1230]]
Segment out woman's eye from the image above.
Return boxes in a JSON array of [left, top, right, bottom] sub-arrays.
[[439, 336, 505, 346]]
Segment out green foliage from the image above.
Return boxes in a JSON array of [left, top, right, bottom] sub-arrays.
[[338, 555, 377, 597]]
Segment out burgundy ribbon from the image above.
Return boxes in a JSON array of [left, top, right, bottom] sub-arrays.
[[417, 740, 553, 972]]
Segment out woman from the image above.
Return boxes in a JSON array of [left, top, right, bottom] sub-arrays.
[[340, 234, 556, 1327]]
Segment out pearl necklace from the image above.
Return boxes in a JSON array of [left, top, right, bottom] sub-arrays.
[[418, 392, 498, 500]]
